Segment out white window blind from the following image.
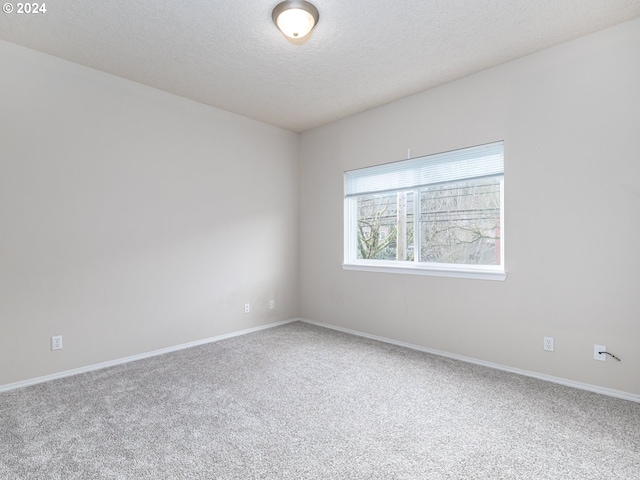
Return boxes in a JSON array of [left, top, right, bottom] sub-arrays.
[[344, 141, 504, 197]]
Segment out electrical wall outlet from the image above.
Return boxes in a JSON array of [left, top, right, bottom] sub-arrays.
[[51, 335, 63, 351], [594, 344, 607, 361], [543, 336, 554, 352], [244, 303, 250, 314], [269, 299, 275, 309]]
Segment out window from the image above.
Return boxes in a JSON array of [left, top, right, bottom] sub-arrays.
[[343, 142, 505, 280]]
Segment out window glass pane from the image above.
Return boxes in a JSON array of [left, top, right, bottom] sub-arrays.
[[420, 177, 501, 265], [357, 192, 414, 261]]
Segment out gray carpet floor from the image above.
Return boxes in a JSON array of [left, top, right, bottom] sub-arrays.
[[1, 321, 639, 479]]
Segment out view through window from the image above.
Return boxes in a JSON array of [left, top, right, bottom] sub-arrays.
[[344, 142, 504, 279]]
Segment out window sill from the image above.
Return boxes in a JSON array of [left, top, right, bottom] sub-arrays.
[[342, 262, 507, 281]]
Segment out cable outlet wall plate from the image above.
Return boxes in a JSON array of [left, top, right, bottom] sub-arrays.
[[594, 344, 606, 361]]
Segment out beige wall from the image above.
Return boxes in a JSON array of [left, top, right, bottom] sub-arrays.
[[2, 19, 639, 397], [0, 41, 299, 386], [299, 18, 640, 395]]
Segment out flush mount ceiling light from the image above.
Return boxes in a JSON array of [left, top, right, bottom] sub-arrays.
[[272, 0, 319, 40]]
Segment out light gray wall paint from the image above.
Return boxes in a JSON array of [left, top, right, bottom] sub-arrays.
[[2, 19, 639, 396], [299, 18, 640, 395], [0, 41, 299, 386]]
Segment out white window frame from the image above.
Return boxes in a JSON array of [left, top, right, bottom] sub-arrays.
[[343, 142, 506, 281]]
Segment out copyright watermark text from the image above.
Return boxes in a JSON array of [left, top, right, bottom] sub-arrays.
[[3, 3, 47, 14]]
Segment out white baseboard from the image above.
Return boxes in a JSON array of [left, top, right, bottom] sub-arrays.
[[5, 317, 637, 404], [0, 318, 301, 393], [300, 318, 640, 404]]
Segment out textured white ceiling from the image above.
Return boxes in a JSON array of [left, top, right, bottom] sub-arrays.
[[1, 1, 639, 132]]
